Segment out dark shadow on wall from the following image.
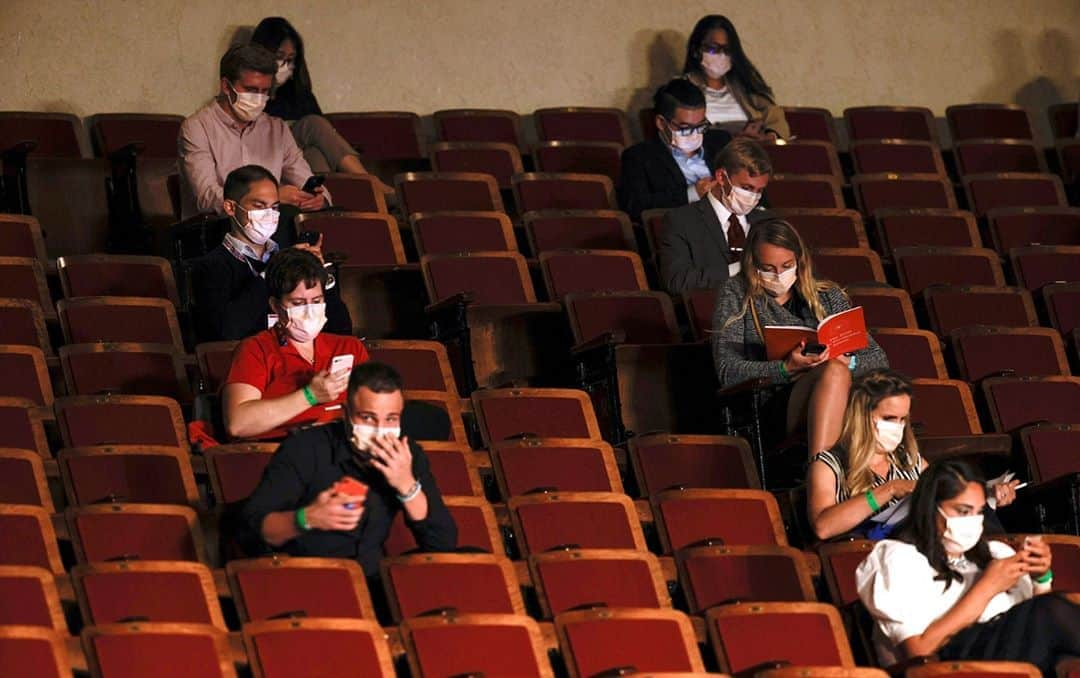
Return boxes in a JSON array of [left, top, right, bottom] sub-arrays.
[[974, 28, 1077, 144], [617, 29, 685, 142]]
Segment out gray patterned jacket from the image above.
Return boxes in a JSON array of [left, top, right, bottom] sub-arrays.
[[710, 275, 890, 388]]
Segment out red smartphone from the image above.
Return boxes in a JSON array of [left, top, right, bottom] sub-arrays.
[[332, 476, 368, 509]]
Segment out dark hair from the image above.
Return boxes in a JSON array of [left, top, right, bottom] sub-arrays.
[[223, 165, 278, 203], [251, 17, 314, 96], [265, 248, 326, 299], [653, 78, 706, 119], [220, 44, 277, 82], [897, 459, 992, 588], [712, 136, 772, 177], [348, 361, 403, 396], [682, 15, 775, 104]]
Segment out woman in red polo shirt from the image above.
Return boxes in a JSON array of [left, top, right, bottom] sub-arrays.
[[223, 248, 368, 440]]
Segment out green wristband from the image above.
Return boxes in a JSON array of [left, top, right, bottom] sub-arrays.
[[295, 507, 312, 531], [1035, 569, 1053, 584], [865, 490, 881, 513], [778, 361, 790, 382], [302, 386, 318, 406]]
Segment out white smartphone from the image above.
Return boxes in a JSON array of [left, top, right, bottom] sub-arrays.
[[266, 313, 278, 329], [330, 354, 354, 377]]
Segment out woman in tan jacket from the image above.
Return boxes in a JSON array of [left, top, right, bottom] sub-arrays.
[[682, 15, 790, 141]]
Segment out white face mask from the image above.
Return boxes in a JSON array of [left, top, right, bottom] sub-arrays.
[[283, 302, 326, 343], [275, 60, 294, 86], [350, 422, 402, 451], [671, 130, 704, 154], [938, 507, 985, 555], [724, 180, 762, 216], [874, 418, 906, 453], [228, 83, 268, 121], [233, 204, 279, 246], [758, 266, 797, 296], [701, 52, 732, 80]]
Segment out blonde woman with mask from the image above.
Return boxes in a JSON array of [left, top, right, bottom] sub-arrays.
[[711, 219, 889, 458], [808, 369, 926, 541]]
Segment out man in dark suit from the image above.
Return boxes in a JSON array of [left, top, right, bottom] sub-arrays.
[[618, 79, 732, 223], [659, 137, 772, 295]]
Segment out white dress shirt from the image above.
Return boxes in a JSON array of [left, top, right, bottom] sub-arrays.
[[706, 189, 749, 277]]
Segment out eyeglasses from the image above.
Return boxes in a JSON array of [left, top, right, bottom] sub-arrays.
[[666, 120, 710, 137], [701, 42, 731, 56]]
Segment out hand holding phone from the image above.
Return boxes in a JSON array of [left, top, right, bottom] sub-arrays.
[[332, 476, 368, 510], [802, 343, 827, 356], [301, 174, 326, 194], [330, 354, 354, 378]]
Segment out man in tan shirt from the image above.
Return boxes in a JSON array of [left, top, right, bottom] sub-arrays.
[[179, 44, 329, 220]]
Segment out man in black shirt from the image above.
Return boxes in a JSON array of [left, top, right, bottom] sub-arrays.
[[241, 361, 457, 575], [189, 164, 351, 343]]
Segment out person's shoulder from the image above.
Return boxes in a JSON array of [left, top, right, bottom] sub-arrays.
[[718, 274, 748, 297], [623, 137, 666, 162], [666, 197, 708, 224], [182, 102, 218, 128], [867, 538, 926, 568], [277, 420, 344, 459], [236, 329, 277, 357], [319, 332, 365, 354], [812, 448, 843, 469]]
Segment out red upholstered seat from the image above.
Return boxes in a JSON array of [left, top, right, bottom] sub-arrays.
[[322, 173, 388, 212], [539, 250, 648, 301], [0, 626, 72, 678], [0, 299, 51, 353], [55, 395, 188, 450], [869, 328, 947, 380], [763, 140, 842, 177], [811, 248, 886, 285], [89, 113, 183, 159], [0, 449, 52, 510], [203, 443, 277, 505], [508, 491, 645, 557], [325, 111, 424, 160], [987, 207, 1080, 254], [67, 503, 205, 564], [0, 111, 83, 157], [893, 246, 1005, 296], [534, 107, 630, 146], [59, 342, 191, 402], [533, 141, 622, 181], [421, 251, 534, 305], [73, 561, 224, 628], [195, 341, 238, 395], [628, 433, 759, 497], [556, 608, 704, 676], [0, 345, 53, 406], [384, 497, 501, 556], [844, 106, 937, 143], [0, 505, 63, 573], [564, 291, 681, 344], [529, 549, 669, 618], [512, 172, 617, 212], [381, 553, 521, 621], [947, 104, 1035, 141], [845, 285, 917, 329], [0, 215, 47, 261], [981, 376, 1080, 432], [783, 107, 838, 144], [819, 540, 876, 607], [395, 171, 503, 216], [850, 139, 945, 175], [770, 208, 869, 249], [853, 173, 956, 214], [1010, 246, 1080, 291], [57, 254, 179, 305], [410, 211, 516, 256], [1020, 424, 1080, 483], [293, 212, 405, 266], [950, 327, 1069, 382], [430, 141, 523, 189], [764, 174, 843, 208], [58, 445, 198, 506], [653, 488, 787, 553], [956, 139, 1046, 175], [472, 388, 601, 445], [244, 618, 395, 678], [434, 108, 523, 147], [923, 286, 1036, 337], [706, 602, 854, 674], [403, 613, 551, 678], [678, 544, 816, 613], [524, 209, 636, 253], [492, 438, 622, 498], [81, 622, 236, 678], [0, 566, 65, 629], [227, 556, 374, 622], [910, 379, 983, 436], [874, 208, 981, 254], [962, 173, 1067, 217]]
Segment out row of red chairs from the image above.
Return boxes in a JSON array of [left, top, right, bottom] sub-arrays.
[[3, 103, 1077, 162]]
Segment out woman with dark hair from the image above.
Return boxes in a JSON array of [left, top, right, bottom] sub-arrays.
[[856, 460, 1079, 674], [251, 17, 390, 191], [712, 219, 889, 456], [682, 15, 789, 140]]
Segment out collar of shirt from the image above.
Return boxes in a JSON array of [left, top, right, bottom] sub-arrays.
[[706, 188, 747, 234], [224, 232, 279, 263], [212, 99, 261, 135], [670, 144, 712, 186]]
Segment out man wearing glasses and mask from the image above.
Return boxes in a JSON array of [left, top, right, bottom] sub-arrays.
[[618, 78, 732, 223]]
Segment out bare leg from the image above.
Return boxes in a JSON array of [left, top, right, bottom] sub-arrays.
[[787, 360, 852, 455]]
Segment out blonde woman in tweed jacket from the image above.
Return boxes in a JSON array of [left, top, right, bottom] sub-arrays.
[[711, 219, 889, 456]]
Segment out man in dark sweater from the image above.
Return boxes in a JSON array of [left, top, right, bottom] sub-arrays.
[[189, 164, 350, 343]]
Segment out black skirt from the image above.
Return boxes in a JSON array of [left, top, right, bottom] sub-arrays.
[[939, 593, 1080, 677]]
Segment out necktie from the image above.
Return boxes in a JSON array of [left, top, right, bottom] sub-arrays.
[[727, 214, 745, 262]]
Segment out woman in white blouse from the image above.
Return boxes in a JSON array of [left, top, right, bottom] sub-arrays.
[[856, 459, 1079, 674]]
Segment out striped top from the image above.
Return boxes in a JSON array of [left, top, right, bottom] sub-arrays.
[[812, 447, 923, 506]]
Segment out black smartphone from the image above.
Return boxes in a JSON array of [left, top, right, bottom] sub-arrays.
[[802, 343, 827, 356], [298, 230, 320, 246], [301, 174, 326, 193]]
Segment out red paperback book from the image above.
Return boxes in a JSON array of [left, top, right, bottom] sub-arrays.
[[763, 306, 868, 361]]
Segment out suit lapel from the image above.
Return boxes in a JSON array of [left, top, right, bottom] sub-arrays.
[[651, 139, 686, 188], [697, 197, 729, 253]]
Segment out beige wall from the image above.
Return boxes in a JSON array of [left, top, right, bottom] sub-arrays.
[[3, 0, 1077, 143]]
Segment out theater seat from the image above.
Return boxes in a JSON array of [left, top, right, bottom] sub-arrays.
[[72, 560, 224, 628], [906, 660, 1042, 677], [66, 503, 206, 564], [293, 212, 406, 266], [227, 556, 375, 622], [202, 443, 277, 506], [1019, 424, 1080, 484], [471, 388, 601, 446], [57, 254, 180, 305], [870, 328, 948, 379], [410, 211, 516, 257], [843, 106, 938, 143], [0, 449, 53, 510], [384, 496, 502, 557], [922, 286, 1037, 337], [0, 505, 63, 573], [677, 544, 816, 612], [430, 141, 523, 189], [491, 438, 622, 498], [555, 608, 704, 677], [706, 602, 855, 674], [528, 548, 670, 618], [58, 445, 199, 507], [523, 209, 637, 253], [243, 618, 395, 678], [512, 172, 617, 212], [949, 326, 1070, 382], [508, 491, 646, 557], [628, 432, 760, 497], [81, 622, 236, 678], [0, 626, 72, 678], [0, 565, 65, 630], [395, 171, 504, 217], [534, 106, 630, 146], [981, 376, 1080, 432], [402, 613, 552, 677], [845, 285, 917, 329], [381, 553, 522, 621], [652, 488, 788, 553]]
